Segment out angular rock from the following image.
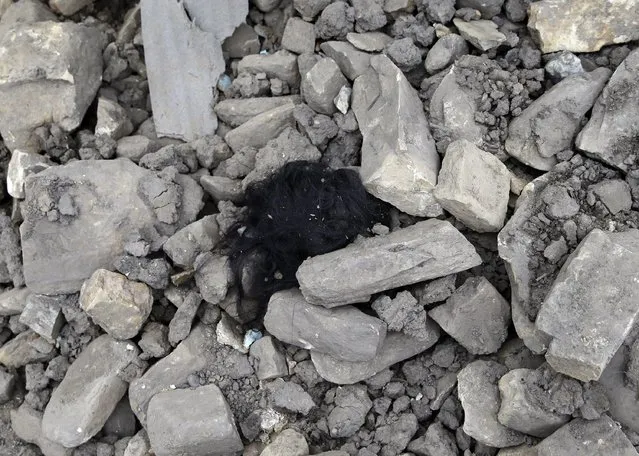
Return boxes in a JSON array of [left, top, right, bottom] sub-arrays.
[[535, 416, 637, 456], [124, 430, 151, 456], [536, 229, 639, 382], [327, 384, 372, 438], [452, 18, 506, 51], [505, 68, 610, 171], [0, 330, 55, 368], [320, 41, 372, 80], [79, 269, 152, 340], [371, 291, 430, 341], [129, 324, 217, 425], [113, 256, 171, 290], [7, 150, 51, 199], [301, 57, 347, 115], [430, 277, 511, 355], [141, 0, 247, 140], [214, 95, 300, 128], [346, 31, 392, 52], [19, 294, 65, 343], [282, 17, 316, 54], [261, 429, 309, 456], [11, 404, 72, 456], [237, 50, 299, 87], [249, 335, 288, 380], [95, 97, 134, 140], [194, 253, 231, 305], [315, 1, 355, 40], [293, 0, 331, 20], [576, 48, 639, 172], [374, 413, 418, 454], [297, 219, 481, 307], [312, 330, 440, 385], [0, 286, 30, 316], [407, 421, 457, 456], [168, 291, 201, 346], [590, 179, 632, 215], [224, 102, 296, 153], [138, 322, 171, 360], [386, 37, 422, 72], [497, 369, 570, 438], [457, 360, 526, 448], [116, 135, 161, 162], [0, 21, 103, 152], [352, 55, 440, 216], [352, 0, 387, 32], [200, 175, 243, 204], [42, 335, 141, 448], [49, 0, 92, 16], [264, 289, 387, 362], [21, 159, 197, 295], [544, 51, 584, 80], [267, 378, 316, 415], [425, 34, 469, 74], [457, 0, 504, 18], [529, 0, 639, 53], [434, 139, 510, 232], [163, 215, 220, 269], [0, 367, 16, 403], [222, 23, 260, 59], [0, 0, 58, 40], [147, 384, 243, 456]]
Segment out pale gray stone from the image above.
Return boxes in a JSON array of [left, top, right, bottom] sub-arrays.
[[457, 360, 526, 448], [95, 97, 134, 140], [11, 404, 72, 456], [147, 384, 243, 456], [264, 288, 387, 362], [42, 335, 141, 448], [19, 294, 65, 343], [163, 215, 220, 269], [293, 0, 332, 20], [600, 346, 639, 434], [590, 179, 632, 215], [254, 0, 281, 12], [434, 139, 510, 232], [576, 48, 639, 172], [327, 384, 371, 438], [200, 175, 243, 204], [352, 55, 440, 216], [124, 430, 151, 456], [168, 291, 201, 346], [407, 422, 457, 456], [282, 17, 316, 54], [116, 135, 160, 162], [320, 41, 372, 80], [49, 0, 92, 15], [297, 219, 481, 307], [141, 0, 247, 141], [261, 429, 308, 456], [528, 0, 639, 53], [346, 31, 392, 51], [0, 367, 16, 404], [497, 369, 570, 438], [545, 51, 584, 80], [452, 18, 506, 51], [425, 34, 469, 74], [194, 253, 231, 305], [221, 23, 260, 59], [249, 335, 288, 380], [224, 102, 296, 153], [0, 330, 55, 368], [237, 50, 300, 87], [301, 57, 347, 115], [7, 150, 52, 199], [0, 21, 103, 152], [138, 322, 171, 360], [457, 0, 504, 18], [371, 291, 430, 341], [267, 378, 316, 415], [0, 286, 30, 316], [535, 416, 637, 456], [430, 277, 511, 355], [312, 330, 440, 385], [536, 229, 639, 382], [505, 68, 611, 171], [0, 0, 58, 40], [80, 269, 153, 340], [214, 95, 300, 128]]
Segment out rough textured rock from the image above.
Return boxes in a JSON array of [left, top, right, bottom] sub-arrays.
[[237, 50, 299, 87], [497, 369, 570, 438], [535, 416, 637, 456], [0, 330, 55, 368], [536, 229, 639, 382], [528, 0, 639, 53], [163, 215, 220, 269], [79, 269, 153, 340], [312, 330, 440, 384], [21, 158, 200, 295], [352, 55, 441, 216], [141, 0, 247, 140], [19, 294, 65, 343], [425, 34, 469, 74], [434, 139, 511, 232], [224, 102, 296, 153], [221, 22, 259, 58], [457, 0, 505, 18], [0, 21, 103, 152], [282, 17, 316, 54], [7, 150, 51, 199], [42, 335, 141, 448], [249, 335, 288, 381], [0, 0, 58, 40], [297, 219, 481, 307], [301, 57, 348, 115], [576, 48, 639, 172], [371, 291, 430, 341], [0, 287, 30, 316], [430, 277, 511, 355], [267, 378, 316, 415], [0, 367, 16, 404], [346, 31, 392, 52], [49, 0, 93, 16], [264, 289, 387, 362], [505, 68, 611, 171], [320, 41, 371, 80], [194, 253, 231, 305], [457, 360, 526, 448], [452, 18, 506, 51], [95, 97, 134, 141], [600, 346, 639, 434], [261, 429, 309, 456], [146, 384, 243, 456], [214, 96, 300, 128], [327, 385, 372, 438], [407, 421, 457, 456], [11, 404, 72, 456]]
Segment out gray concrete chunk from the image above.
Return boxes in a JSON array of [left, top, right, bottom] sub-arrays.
[[163, 215, 220, 269], [11, 404, 72, 456], [346, 31, 392, 52], [237, 50, 300, 87], [19, 294, 65, 343], [49, 0, 92, 16], [79, 269, 153, 340], [0, 0, 58, 41], [42, 335, 141, 448], [457, 360, 526, 448], [141, 0, 247, 140], [528, 0, 639, 53], [320, 41, 372, 80], [425, 34, 469, 74], [7, 150, 51, 199], [249, 335, 288, 380], [452, 18, 506, 51], [301, 57, 347, 115], [267, 378, 316, 415], [95, 97, 134, 141], [430, 277, 511, 355], [282, 17, 316, 54], [264, 289, 387, 362], [0, 287, 30, 316], [328, 384, 372, 438], [576, 48, 639, 172], [0, 330, 55, 368], [214, 95, 300, 128], [352, 55, 441, 216], [505, 68, 610, 171], [312, 330, 440, 385], [434, 139, 511, 232], [536, 229, 639, 382], [590, 179, 632, 215], [224, 103, 296, 153], [0, 21, 103, 152], [297, 219, 481, 307], [147, 384, 243, 456], [221, 23, 260, 58], [261, 429, 308, 456]]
